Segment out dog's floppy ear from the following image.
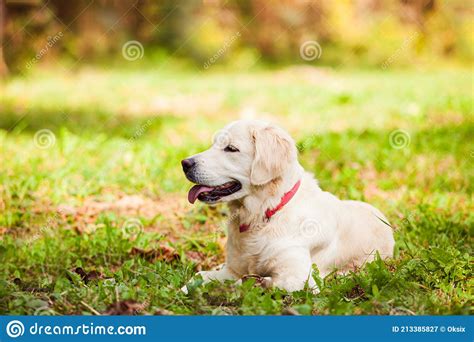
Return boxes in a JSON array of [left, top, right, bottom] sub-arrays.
[[250, 125, 297, 185]]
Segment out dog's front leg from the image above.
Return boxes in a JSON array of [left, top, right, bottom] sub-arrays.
[[181, 264, 238, 294], [196, 264, 238, 283], [270, 247, 317, 293]]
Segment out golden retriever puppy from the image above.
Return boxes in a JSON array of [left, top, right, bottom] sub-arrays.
[[181, 119, 394, 292]]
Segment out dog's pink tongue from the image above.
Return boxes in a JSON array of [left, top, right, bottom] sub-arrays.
[[188, 185, 214, 204]]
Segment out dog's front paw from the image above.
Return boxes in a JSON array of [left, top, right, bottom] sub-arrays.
[[180, 272, 206, 295], [180, 268, 234, 294], [180, 284, 189, 294], [195, 270, 214, 282], [273, 276, 319, 293]]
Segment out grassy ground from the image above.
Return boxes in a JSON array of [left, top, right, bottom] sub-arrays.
[[0, 65, 472, 315]]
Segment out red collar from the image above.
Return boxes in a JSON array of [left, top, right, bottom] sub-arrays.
[[239, 179, 301, 233]]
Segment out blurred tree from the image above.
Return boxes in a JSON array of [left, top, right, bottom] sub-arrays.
[[0, 0, 471, 71], [233, 0, 327, 62], [399, 0, 436, 26], [0, 0, 7, 76]]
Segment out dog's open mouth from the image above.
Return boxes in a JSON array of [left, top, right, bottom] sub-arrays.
[[187, 181, 242, 204]]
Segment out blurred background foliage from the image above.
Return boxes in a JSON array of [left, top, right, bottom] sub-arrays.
[[0, 0, 472, 75]]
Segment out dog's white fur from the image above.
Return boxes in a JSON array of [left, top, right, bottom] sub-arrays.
[[183, 119, 394, 292]]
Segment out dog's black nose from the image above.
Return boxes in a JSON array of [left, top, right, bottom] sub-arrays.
[[181, 158, 196, 173]]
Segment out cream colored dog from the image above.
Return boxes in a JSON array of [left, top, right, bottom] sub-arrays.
[[181, 119, 394, 292]]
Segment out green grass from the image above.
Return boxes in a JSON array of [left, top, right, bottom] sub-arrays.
[[0, 66, 472, 315]]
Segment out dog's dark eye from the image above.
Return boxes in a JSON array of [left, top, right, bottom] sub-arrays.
[[224, 145, 239, 152]]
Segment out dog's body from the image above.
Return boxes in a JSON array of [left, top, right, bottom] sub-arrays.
[[182, 120, 394, 292]]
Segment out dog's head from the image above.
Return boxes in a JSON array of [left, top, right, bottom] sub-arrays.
[[182, 120, 297, 204]]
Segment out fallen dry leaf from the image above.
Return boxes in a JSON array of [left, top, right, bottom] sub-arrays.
[[154, 308, 174, 315], [131, 245, 179, 262], [185, 250, 206, 264], [12, 278, 49, 293], [105, 300, 147, 315], [70, 267, 104, 284], [344, 284, 366, 301], [282, 307, 301, 315]]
